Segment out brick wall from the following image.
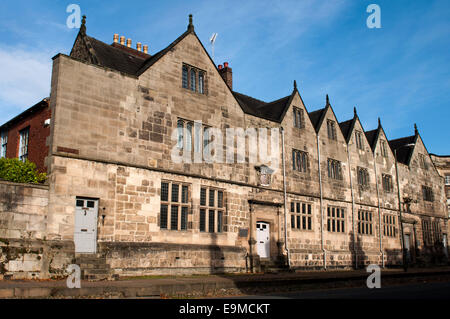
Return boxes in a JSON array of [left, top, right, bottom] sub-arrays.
[[3, 100, 51, 173]]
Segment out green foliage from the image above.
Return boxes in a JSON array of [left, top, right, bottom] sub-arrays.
[[0, 158, 47, 184]]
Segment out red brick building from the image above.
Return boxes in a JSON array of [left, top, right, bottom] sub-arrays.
[[0, 98, 51, 172]]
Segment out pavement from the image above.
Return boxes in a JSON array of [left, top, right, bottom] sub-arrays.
[[1, 267, 450, 299]]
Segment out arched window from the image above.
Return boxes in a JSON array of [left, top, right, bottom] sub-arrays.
[[190, 69, 196, 92], [182, 66, 188, 89], [199, 72, 205, 94]]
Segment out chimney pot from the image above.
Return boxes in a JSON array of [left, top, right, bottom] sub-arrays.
[[127, 39, 132, 48], [136, 42, 142, 52], [218, 62, 232, 90], [143, 45, 148, 54], [120, 36, 125, 45], [113, 34, 119, 43]]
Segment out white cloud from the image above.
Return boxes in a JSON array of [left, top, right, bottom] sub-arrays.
[[0, 45, 53, 111]]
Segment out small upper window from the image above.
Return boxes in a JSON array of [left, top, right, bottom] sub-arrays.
[[419, 154, 429, 170], [19, 128, 29, 162], [182, 66, 189, 89], [182, 64, 206, 94], [190, 69, 196, 92], [380, 140, 388, 157], [355, 131, 363, 150], [199, 72, 205, 94], [327, 120, 337, 140], [293, 108, 304, 129]]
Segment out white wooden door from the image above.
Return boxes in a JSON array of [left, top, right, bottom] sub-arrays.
[[256, 222, 270, 258], [74, 198, 98, 254]]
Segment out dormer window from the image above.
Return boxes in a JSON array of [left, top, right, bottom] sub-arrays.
[[182, 64, 206, 94]]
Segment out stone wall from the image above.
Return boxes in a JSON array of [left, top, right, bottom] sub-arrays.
[[0, 181, 74, 279]]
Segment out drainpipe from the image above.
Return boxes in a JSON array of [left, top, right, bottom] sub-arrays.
[[394, 149, 407, 272], [317, 134, 327, 270], [373, 154, 385, 268], [347, 144, 357, 269], [280, 127, 291, 269]]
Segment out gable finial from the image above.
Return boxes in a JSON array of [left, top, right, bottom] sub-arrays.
[[293, 80, 297, 90], [353, 107, 357, 118], [80, 15, 86, 34], [414, 123, 418, 135], [378, 117, 381, 128], [326, 94, 330, 106], [188, 14, 194, 32]]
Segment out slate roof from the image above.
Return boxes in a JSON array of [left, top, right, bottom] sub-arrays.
[[364, 129, 378, 151], [388, 135, 416, 165], [232, 92, 292, 122], [307, 108, 326, 132], [339, 119, 354, 142], [81, 36, 148, 75], [0, 98, 49, 129]]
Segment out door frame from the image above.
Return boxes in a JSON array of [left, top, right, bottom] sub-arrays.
[[74, 197, 99, 254], [256, 221, 271, 259]]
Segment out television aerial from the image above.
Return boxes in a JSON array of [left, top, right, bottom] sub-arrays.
[[210, 33, 218, 61]]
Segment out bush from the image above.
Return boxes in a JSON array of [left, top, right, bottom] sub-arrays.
[[0, 158, 47, 184]]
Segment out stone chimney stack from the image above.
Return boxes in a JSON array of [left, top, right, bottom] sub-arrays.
[[136, 42, 142, 52], [143, 45, 148, 54], [113, 34, 119, 43], [218, 62, 232, 90], [120, 36, 125, 45], [126, 39, 132, 48]]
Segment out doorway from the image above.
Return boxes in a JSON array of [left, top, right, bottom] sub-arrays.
[[256, 221, 270, 259], [74, 198, 99, 254]]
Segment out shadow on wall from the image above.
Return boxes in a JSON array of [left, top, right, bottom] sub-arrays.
[[210, 233, 225, 274], [384, 242, 449, 268], [349, 231, 366, 269]]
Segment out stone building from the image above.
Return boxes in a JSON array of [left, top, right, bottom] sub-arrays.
[[430, 154, 450, 216], [0, 15, 448, 279]]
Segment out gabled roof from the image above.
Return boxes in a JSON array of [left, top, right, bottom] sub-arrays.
[[0, 98, 49, 129], [308, 108, 326, 132], [83, 35, 149, 75], [364, 129, 378, 151], [339, 118, 354, 143], [233, 91, 292, 122], [388, 135, 416, 165]]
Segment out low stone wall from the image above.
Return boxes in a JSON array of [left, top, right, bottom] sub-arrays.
[[101, 242, 247, 277], [0, 181, 48, 240], [0, 181, 75, 279], [0, 239, 74, 280]]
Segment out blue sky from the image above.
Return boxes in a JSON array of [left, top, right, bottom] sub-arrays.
[[0, 0, 449, 154]]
